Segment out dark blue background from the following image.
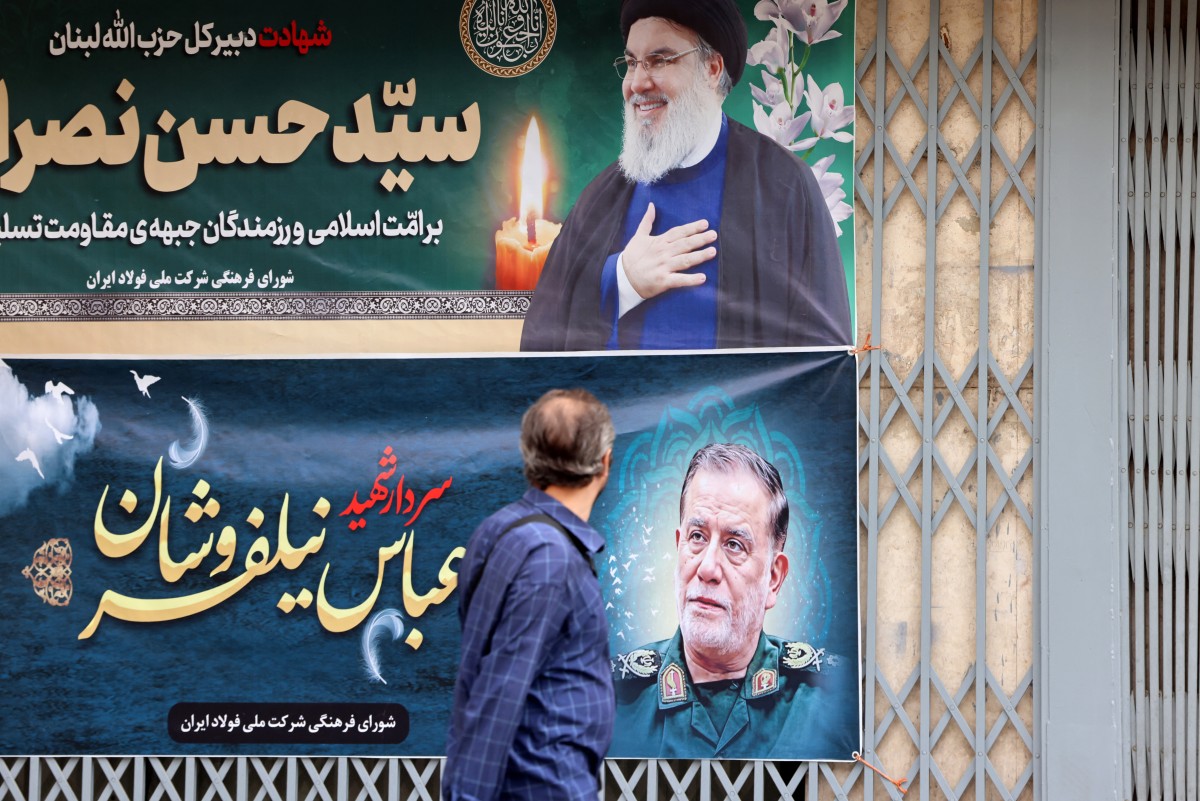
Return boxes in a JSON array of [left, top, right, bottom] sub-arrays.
[[0, 350, 856, 756]]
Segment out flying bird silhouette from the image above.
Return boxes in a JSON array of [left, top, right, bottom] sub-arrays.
[[44, 381, 74, 401], [16, 448, 44, 479], [44, 419, 74, 444], [130, 371, 161, 398]]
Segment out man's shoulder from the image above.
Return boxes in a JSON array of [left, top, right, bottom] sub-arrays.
[[474, 496, 595, 565], [610, 638, 673, 714], [611, 633, 834, 681], [473, 498, 532, 534], [727, 118, 816, 177], [765, 633, 825, 670], [761, 633, 855, 696], [469, 499, 554, 553], [571, 160, 631, 210], [611, 638, 671, 683]]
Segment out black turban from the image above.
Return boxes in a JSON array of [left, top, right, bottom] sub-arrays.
[[620, 0, 748, 86]]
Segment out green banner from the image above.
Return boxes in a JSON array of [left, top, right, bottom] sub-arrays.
[[0, 0, 854, 340]]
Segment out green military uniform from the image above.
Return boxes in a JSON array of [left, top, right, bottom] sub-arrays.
[[609, 629, 858, 759]]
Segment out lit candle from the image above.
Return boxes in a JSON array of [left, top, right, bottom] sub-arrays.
[[495, 117, 561, 290]]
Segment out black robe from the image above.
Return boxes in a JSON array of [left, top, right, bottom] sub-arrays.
[[519, 119, 852, 351]]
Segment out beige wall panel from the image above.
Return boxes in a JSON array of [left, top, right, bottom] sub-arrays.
[[877, 196, 930, 380], [0, 319, 524, 356], [989, 266, 1036, 378]]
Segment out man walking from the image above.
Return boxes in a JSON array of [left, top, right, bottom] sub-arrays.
[[444, 388, 616, 800]]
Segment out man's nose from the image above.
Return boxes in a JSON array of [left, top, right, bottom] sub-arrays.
[[695, 539, 723, 583], [627, 64, 656, 94]]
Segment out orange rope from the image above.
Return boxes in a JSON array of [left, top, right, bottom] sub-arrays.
[[852, 751, 908, 795], [850, 333, 881, 355]]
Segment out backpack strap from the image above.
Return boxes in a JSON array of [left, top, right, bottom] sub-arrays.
[[463, 513, 598, 607]]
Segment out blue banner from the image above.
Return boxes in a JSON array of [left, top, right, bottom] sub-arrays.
[[0, 350, 858, 758]]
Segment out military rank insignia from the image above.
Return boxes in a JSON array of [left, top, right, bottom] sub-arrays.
[[614, 648, 660, 679], [659, 662, 687, 703], [781, 641, 823, 671]]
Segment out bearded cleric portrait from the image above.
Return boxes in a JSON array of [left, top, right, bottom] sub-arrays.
[[608, 444, 858, 759], [519, 0, 852, 352]]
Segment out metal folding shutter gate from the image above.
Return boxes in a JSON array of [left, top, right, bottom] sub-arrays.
[[0, 1, 1042, 799], [1120, 0, 1200, 800]]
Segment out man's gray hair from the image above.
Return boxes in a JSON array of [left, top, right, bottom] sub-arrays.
[[679, 443, 789, 551], [521, 388, 615, 490], [695, 36, 733, 98]]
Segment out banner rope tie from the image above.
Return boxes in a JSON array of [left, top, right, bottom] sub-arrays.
[[852, 751, 908, 795], [849, 333, 881, 355]]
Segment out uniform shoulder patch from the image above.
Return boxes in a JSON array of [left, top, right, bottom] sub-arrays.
[[780, 641, 825, 672], [612, 648, 661, 680]]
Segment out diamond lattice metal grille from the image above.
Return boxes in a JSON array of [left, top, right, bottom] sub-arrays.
[[851, 3, 1038, 800], [0, 0, 1039, 798]]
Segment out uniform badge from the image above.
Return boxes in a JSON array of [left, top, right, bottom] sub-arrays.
[[781, 641, 823, 671], [751, 668, 778, 697], [616, 648, 660, 679], [659, 663, 688, 703]]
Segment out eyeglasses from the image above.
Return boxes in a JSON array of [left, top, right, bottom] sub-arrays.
[[612, 47, 700, 80]]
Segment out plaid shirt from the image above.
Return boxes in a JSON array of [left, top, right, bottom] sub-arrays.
[[444, 488, 614, 801]]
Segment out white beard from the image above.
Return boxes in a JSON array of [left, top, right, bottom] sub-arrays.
[[619, 71, 721, 185], [676, 570, 768, 660]]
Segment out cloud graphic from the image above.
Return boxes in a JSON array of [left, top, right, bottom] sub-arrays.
[[0, 361, 101, 517]]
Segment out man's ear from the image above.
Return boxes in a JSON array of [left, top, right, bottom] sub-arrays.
[[705, 52, 725, 89], [763, 552, 789, 611]]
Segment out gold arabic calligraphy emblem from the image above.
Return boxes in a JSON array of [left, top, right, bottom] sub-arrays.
[[21, 538, 73, 607], [460, 0, 556, 78]]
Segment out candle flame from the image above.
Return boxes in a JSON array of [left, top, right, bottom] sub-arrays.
[[519, 117, 546, 222]]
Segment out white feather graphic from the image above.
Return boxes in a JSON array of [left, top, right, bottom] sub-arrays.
[[168, 397, 209, 469], [362, 608, 406, 684]]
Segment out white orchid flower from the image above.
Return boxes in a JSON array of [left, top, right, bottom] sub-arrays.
[[755, 0, 848, 46], [750, 70, 788, 108], [804, 75, 855, 142], [753, 100, 812, 150], [810, 154, 853, 235], [747, 23, 791, 73]]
